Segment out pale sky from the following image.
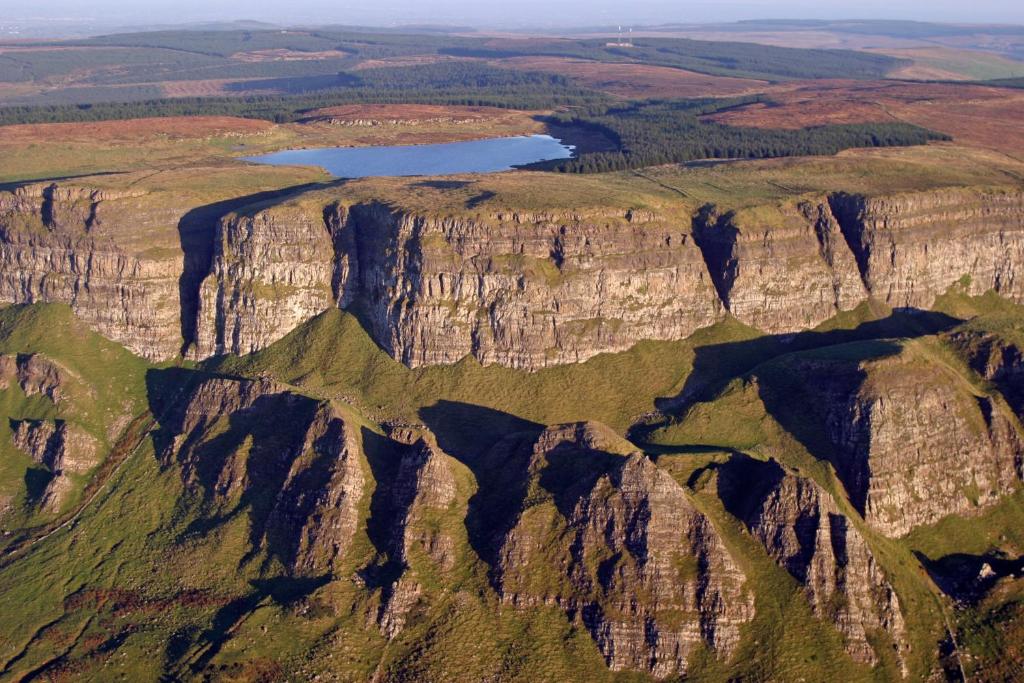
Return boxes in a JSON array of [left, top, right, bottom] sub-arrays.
[[3, 0, 1022, 28]]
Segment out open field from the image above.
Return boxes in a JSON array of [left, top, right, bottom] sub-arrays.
[[0, 106, 546, 183], [873, 47, 1024, 80], [493, 56, 768, 98]]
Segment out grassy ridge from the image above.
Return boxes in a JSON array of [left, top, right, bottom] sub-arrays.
[[1, 286, 1023, 678]]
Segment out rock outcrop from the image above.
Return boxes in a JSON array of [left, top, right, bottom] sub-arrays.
[[692, 201, 867, 333], [11, 419, 99, 473], [375, 428, 461, 638], [3, 181, 1024, 369], [193, 200, 724, 368], [777, 348, 1024, 536], [829, 189, 1024, 309], [947, 327, 1024, 418], [185, 188, 1024, 370], [0, 183, 185, 360], [0, 352, 82, 404], [490, 422, 754, 678], [9, 418, 100, 512], [154, 375, 367, 574], [719, 458, 907, 669], [191, 203, 336, 358]]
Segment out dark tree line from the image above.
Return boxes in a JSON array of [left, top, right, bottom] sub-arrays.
[[542, 98, 950, 173]]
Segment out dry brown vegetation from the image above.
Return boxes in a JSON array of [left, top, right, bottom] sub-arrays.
[[704, 80, 1024, 158], [494, 56, 768, 98], [231, 48, 354, 62], [158, 79, 264, 97], [351, 54, 474, 70], [302, 103, 524, 123], [0, 116, 274, 144]]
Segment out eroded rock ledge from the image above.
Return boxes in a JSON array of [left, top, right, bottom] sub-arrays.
[[2, 182, 1023, 368]]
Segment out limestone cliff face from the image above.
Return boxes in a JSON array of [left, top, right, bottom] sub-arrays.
[[191, 203, 336, 358], [339, 203, 723, 369], [490, 422, 754, 678], [0, 183, 184, 360], [720, 459, 907, 669], [193, 200, 723, 368], [3, 181, 1024, 370], [829, 189, 1024, 309], [375, 428, 462, 638], [154, 376, 367, 574], [782, 350, 1024, 536], [185, 187, 1024, 370], [692, 201, 867, 333]]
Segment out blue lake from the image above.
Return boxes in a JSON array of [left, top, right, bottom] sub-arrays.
[[242, 134, 574, 178]]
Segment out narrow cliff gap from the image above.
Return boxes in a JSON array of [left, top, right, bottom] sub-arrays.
[[176, 211, 217, 355], [691, 204, 739, 310], [323, 202, 360, 307], [40, 184, 58, 230], [827, 193, 872, 292], [804, 201, 849, 308]]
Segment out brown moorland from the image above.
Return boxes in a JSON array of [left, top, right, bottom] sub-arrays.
[[704, 80, 1024, 157], [231, 48, 355, 62], [302, 103, 529, 124], [0, 116, 275, 144], [494, 56, 768, 98]]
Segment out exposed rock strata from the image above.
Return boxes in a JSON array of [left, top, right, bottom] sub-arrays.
[[829, 189, 1024, 309], [948, 328, 1024, 417], [778, 350, 1024, 536], [692, 201, 867, 332], [0, 183, 185, 360], [376, 428, 460, 638], [191, 203, 336, 358], [0, 353, 79, 404], [9, 418, 100, 512], [720, 458, 907, 668], [490, 422, 754, 678], [154, 376, 367, 574], [3, 182, 1024, 369], [195, 201, 724, 368], [11, 419, 98, 473]]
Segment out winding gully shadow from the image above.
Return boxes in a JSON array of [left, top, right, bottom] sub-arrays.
[[419, 400, 544, 563]]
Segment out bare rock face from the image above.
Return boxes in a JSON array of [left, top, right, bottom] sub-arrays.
[[0, 183, 184, 360], [340, 203, 723, 369], [720, 458, 907, 669], [490, 422, 754, 678], [11, 419, 99, 473], [191, 200, 725, 368], [154, 375, 366, 574], [184, 187, 1024, 370], [0, 352, 82, 404], [10, 418, 100, 512], [947, 328, 1024, 418], [692, 201, 867, 333], [829, 189, 1024, 309], [781, 350, 1024, 536], [376, 429, 460, 638], [4, 181, 1024, 370], [191, 203, 336, 358], [1, 353, 105, 512]]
